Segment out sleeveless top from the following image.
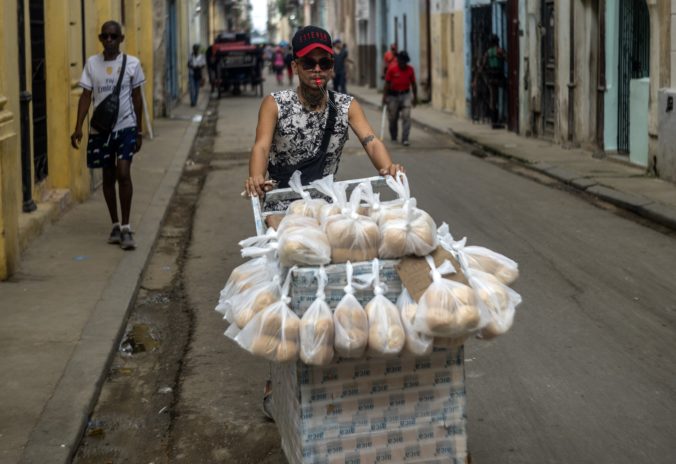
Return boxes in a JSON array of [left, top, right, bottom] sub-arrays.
[[264, 89, 353, 212]]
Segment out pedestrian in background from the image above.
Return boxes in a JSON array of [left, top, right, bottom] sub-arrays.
[[272, 46, 285, 85], [382, 43, 397, 80], [188, 44, 206, 106], [205, 44, 218, 95], [382, 50, 417, 146], [332, 39, 351, 94], [70, 20, 145, 250], [284, 46, 294, 86], [481, 34, 506, 129]]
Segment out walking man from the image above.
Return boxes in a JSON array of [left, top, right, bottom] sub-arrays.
[[332, 39, 350, 94], [70, 20, 145, 250], [188, 44, 206, 106], [382, 51, 417, 146]]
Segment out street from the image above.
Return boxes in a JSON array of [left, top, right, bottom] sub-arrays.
[[74, 80, 676, 464]]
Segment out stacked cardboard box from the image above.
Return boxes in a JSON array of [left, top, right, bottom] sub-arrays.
[[270, 347, 468, 464]]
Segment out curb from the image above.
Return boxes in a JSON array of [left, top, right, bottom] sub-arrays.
[[353, 92, 676, 233], [18, 114, 202, 464]]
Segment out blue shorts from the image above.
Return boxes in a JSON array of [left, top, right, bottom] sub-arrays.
[[86, 127, 137, 169]]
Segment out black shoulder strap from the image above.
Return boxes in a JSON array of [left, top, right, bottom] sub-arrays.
[[114, 54, 127, 96], [318, 90, 337, 155]]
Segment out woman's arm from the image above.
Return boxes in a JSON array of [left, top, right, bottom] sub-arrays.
[[246, 95, 278, 197], [347, 99, 403, 177]]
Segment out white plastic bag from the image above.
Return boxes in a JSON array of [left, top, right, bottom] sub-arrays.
[[286, 170, 327, 218], [277, 215, 331, 267], [310, 174, 345, 224], [215, 239, 279, 316], [365, 259, 405, 356], [226, 273, 282, 329], [414, 256, 482, 338], [324, 184, 380, 263], [299, 266, 335, 365], [437, 223, 519, 285], [234, 267, 301, 362], [358, 181, 403, 224], [468, 269, 521, 340], [378, 172, 437, 258], [333, 261, 369, 358], [398, 289, 433, 356]]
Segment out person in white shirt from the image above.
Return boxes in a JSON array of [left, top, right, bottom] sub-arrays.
[[70, 20, 145, 250], [188, 44, 206, 106]]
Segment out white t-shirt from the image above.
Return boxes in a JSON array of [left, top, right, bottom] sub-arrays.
[[79, 53, 146, 133]]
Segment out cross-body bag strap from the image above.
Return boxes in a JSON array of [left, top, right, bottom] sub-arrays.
[[114, 54, 127, 96], [317, 90, 337, 156]]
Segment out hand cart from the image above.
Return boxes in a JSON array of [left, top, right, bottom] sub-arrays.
[[248, 177, 470, 464]]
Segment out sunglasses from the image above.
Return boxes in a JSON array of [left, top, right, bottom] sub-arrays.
[[99, 33, 119, 40], [299, 57, 334, 71]]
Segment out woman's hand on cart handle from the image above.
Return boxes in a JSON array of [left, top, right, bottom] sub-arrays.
[[379, 163, 405, 177], [245, 175, 275, 197]]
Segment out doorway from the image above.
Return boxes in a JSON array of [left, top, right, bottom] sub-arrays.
[[617, 0, 649, 155]]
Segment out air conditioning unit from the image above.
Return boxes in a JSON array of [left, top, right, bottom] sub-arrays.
[[657, 88, 676, 183]]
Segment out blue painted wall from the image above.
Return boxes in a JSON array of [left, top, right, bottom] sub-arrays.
[[383, 0, 423, 86]]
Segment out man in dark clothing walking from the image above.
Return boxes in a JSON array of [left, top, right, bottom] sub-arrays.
[[332, 39, 350, 94]]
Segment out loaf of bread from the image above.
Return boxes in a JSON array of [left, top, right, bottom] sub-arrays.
[[300, 300, 335, 366], [287, 198, 328, 218], [325, 213, 380, 263], [464, 246, 519, 285], [416, 282, 481, 337], [400, 298, 434, 356], [333, 293, 369, 358], [470, 270, 520, 340], [233, 289, 279, 329], [278, 226, 331, 266], [379, 207, 437, 258], [365, 295, 405, 356]]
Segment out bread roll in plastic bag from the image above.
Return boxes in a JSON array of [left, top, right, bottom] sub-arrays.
[[379, 200, 437, 258], [226, 273, 282, 329], [299, 266, 335, 365], [234, 267, 300, 362], [333, 261, 369, 358], [414, 256, 482, 338], [324, 185, 380, 263], [464, 246, 519, 285], [215, 231, 279, 315], [437, 223, 519, 285], [285, 170, 327, 218], [468, 269, 521, 340], [277, 215, 331, 267], [397, 289, 433, 356], [378, 173, 437, 258], [365, 259, 405, 356]]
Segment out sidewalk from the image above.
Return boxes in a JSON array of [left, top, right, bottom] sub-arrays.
[[0, 94, 207, 464], [350, 85, 676, 231]]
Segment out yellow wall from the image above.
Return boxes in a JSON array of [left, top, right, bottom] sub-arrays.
[[0, 0, 22, 279], [430, 11, 465, 116]]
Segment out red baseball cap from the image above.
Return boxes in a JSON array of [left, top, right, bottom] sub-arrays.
[[292, 26, 334, 58]]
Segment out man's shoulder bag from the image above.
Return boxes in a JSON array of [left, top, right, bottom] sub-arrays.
[[91, 54, 127, 134]]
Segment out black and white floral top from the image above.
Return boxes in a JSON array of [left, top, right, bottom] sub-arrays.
[[264, 89, 353, 212]]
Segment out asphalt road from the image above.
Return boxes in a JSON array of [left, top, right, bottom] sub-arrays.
[[77, 80, 676, 463]]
